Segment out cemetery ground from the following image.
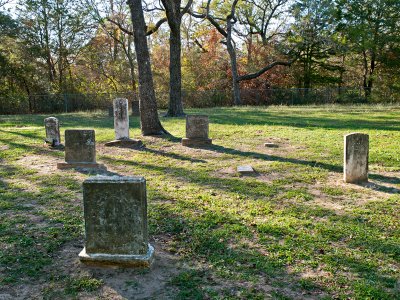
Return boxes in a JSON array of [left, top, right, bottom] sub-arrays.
[[0, 105, 399, 300]]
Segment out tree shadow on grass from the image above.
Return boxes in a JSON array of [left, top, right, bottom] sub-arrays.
[[0, 129, 44, 140], [149, 133, 182, 143], [1, 141, 398, 298], [209, 109, 400, 131], [190, 143, 400, 194], [139, 147, 206, 163], [145, 174, 399, 298]]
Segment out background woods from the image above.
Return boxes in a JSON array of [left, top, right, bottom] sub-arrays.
[[0, 0, 399, 114]]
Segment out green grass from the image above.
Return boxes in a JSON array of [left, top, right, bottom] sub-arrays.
[[1, 105, 399, 299]]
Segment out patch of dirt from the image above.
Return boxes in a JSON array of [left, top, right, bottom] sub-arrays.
[[5, 238, 183, 299], [67, 241, 182, 299], [215, 167, 237, 178]]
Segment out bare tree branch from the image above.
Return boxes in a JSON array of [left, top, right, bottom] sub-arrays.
[[145, 17, 167, 35], [107, 17, 167, 36], [238, 58, 297, 81], [107, 18, 133, 35]]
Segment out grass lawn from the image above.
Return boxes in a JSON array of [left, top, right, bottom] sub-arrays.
[[0, 105, 399, 299]]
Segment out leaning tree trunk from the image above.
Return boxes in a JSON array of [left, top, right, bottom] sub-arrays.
[[127, 0, 167, 135], [166, 24, 185, 117]]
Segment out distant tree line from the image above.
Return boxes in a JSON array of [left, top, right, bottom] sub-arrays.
[[0, 0, 399, 115]]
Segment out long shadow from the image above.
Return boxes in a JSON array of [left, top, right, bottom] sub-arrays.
[[139, 147, 206, 163], [0, 138, 64, 159], [0, 113, 120, 129], [149, 133, 182, 143], [356, 181, 400, 194], [208, 109, 400, 131], [132, 159, 398, 297], [369, 173, 400, 184], [0, 129, 44, 140], [206, 143, 343, 172], [190, 143, 400, 193]]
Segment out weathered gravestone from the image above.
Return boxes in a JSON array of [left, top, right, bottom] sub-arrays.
[[57, 130, 106, 170], [182, 115, 212, 146], [131, 100, 140, 116], [44, 117, 62, 147], [105, 98, 142, 147], [79, 175, 154, 267], [344, 133, 369, 183]]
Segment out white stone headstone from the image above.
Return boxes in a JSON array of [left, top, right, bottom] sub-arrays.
[[113, 98, 129, 140]]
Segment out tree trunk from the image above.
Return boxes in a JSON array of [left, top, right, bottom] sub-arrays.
[[162, 0, 185, 117], [41, 1, 55, 83], [362, 50, 372, 99], [127, 0, 167, 135], [166, 24, 185, 116], [226, 16, 241, 105]]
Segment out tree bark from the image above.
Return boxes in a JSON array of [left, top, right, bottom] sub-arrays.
[[162, 0, 187, 117], [166, 25, 185, 116], [227, 38, 241, 105], [226, 1, 241, 105], [127, 0, 167, 135]]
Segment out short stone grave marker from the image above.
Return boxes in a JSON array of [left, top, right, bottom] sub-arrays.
[[182, 115, 212, 146], [57, 129, 106, 170], [237, 165, 255, 174]]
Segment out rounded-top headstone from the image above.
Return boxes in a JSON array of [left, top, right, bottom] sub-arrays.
[[344, 132, 369, 183], [44, 117, 61, 146]]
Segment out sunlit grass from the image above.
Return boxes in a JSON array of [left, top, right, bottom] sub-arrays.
[[0, 105, 399, 299]]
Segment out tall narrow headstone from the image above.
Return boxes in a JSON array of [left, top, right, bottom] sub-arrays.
[[44, 117, 61, 147], [105, 98, 142, 147], [344, 133, 369, 183], [132, 100, 140, 116], [79, 175, 154, 267], [57, 130, 105, 170], [114, 98, 129, 140], [182, 115, 212, 146]]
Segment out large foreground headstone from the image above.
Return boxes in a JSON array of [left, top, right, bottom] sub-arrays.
[[57, 130, 106, 170], [182, 115, 212, 146], [105, 98, 142, 147], [44, 117, 62, 147], [79, 175, 154, 267], [344, 133, 369, 183]]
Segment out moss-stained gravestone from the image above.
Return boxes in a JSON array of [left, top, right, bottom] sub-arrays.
[[79, 175, 154, 267], [57, 130, 105, 170], [44, 117, 62, 147], [344, 133, 369, 183], [182, 115, 212, 146]]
